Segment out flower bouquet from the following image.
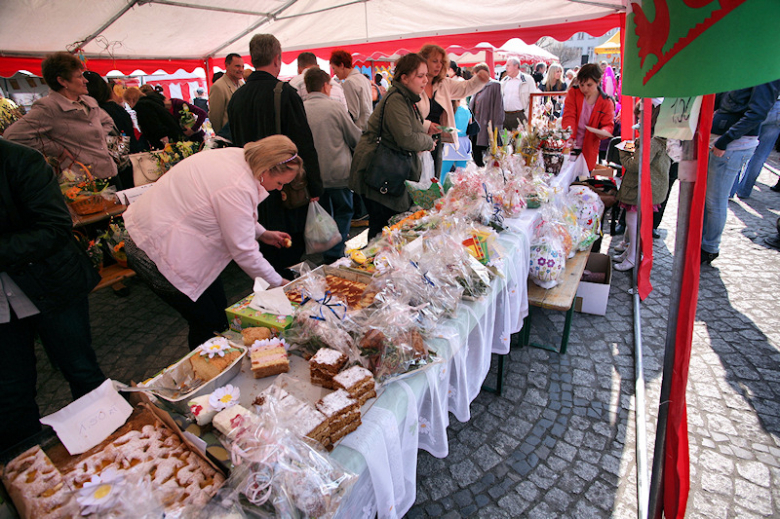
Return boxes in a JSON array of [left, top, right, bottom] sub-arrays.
[[100, 218, 129, 267], [60, 162, 116, 215], [74, 232, 104, 271], [517, 116, 571, 175], [153, 141, 201, 175], [0, 97, 26, 134], [178, 104, 197, 130]]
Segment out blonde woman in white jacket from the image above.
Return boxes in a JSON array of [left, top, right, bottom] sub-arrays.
[[418, 44, 489, 176]]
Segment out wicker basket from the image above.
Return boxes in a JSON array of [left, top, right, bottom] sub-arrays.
[[62, 160, 115, 215], [69, 194, 114, 215]]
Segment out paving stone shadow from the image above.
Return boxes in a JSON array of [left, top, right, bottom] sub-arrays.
[[696, 266, 780, 439]]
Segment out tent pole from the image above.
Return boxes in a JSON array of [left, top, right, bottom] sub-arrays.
[[647, 139, 697, 518], [632, 97, 652, 519], [487, 49, 495, 78]]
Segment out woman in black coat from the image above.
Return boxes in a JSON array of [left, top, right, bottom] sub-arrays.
[[123, 86, 183, 150]]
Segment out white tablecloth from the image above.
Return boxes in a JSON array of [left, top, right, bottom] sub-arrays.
[[333, 224, 533, 518]]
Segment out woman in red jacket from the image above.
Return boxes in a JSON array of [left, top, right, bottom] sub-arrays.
[[561, 64, 615, 171]]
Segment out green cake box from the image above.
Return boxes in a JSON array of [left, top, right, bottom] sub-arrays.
[[225, 294, 293, 333]]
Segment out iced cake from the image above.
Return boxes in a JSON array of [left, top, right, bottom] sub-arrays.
[[309, 348, 348, 389], [316, 389, 361, 445], [332, 365, 376, 406], [249, 338, 290, 379]]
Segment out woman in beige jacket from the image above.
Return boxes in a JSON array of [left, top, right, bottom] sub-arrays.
[[418, 44, 489, 176]]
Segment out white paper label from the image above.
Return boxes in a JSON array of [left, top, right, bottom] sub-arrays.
[[40, 379, 133, 455], [403, 236, 424, 258], [467, 255, 492, 285]]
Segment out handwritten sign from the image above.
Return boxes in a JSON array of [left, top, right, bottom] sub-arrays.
[[655, 97, 703, 141], [40, 379, 133, 455]]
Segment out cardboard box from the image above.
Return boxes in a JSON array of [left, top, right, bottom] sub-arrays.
[[574, 253, 612, 316], [226, 294, 294, 333], [592, 164, 617, 177]]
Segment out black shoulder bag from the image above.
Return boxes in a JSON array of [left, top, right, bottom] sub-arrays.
[[364, 91, 415, 197], [274, 81, 311, 210]]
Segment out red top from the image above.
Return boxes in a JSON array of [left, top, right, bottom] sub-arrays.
[[562, 86, 615, 171]]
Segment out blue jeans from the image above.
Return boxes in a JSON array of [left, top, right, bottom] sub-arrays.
[[702, 146, 757, 253], [734, 100, 780, 198], [319, 188, 353, 262], [0, 297, 106, 452]]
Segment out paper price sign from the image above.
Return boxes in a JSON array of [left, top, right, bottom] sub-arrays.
[[41, 379, 133, 455]]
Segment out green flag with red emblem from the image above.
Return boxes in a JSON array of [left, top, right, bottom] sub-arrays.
[[622, 0, 780, 97]]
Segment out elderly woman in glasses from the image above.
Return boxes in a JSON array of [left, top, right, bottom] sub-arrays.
[[3, 51, 118, 182], [124, 135, 301, 349]]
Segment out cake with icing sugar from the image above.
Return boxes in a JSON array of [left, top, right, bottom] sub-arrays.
[[2, 421, 224, 518], [249, 337, 290, 379], [252, 387, 330, 447], [309, 347, 348, 389], [315, 389, 361, 445], [332, 365, 376, 406]]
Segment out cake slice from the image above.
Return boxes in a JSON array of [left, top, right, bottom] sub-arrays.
[[309, 348, 348, 389], [332, 365, 376, 406], [212, 405, 259, 439], [2, 446, 73, 519], [315, 389, 361, 445], [249, 338, 290, 379], [253, 387, 330, 448], [241, 326, 272, 345], [189, 338, 242, 382]]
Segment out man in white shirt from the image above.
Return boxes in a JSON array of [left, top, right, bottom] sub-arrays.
[[288, 51, 349, 113], [208, 53, 244, 133], [329, 49, 373, 130], [501, 57, 537, 131]]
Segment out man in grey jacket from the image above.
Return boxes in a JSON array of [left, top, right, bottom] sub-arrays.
[[330, 49, 373, 131], [303, 68, 362, 263]]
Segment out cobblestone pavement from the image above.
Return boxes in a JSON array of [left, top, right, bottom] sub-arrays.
[[31, 155, 780, 518]]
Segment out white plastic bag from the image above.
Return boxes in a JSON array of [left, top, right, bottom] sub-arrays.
[[572, 153, 590, 180], [406, 151, 435, 191], [304, 201, 341, 254]]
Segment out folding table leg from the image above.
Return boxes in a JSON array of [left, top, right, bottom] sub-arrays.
[[520, 310, 533, 347], [481, 354, 506, 395], [560, 304, 574, 355]]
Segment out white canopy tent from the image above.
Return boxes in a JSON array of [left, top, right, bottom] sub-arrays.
[[0, 0, 623, 76]]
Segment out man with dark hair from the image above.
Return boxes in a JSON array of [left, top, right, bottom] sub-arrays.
[[227, 34, 323, 277], [288, 51, 348, 112], [532, 62, 547, 85], [0, 139, 106, 452], [208, 53, 244, 133], [303, 68, 362, 263], [329, 49, 373, 130]]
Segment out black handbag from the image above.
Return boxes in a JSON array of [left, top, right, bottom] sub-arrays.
[[466, 119, 480, 137], [364, 91, 415, 197]]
